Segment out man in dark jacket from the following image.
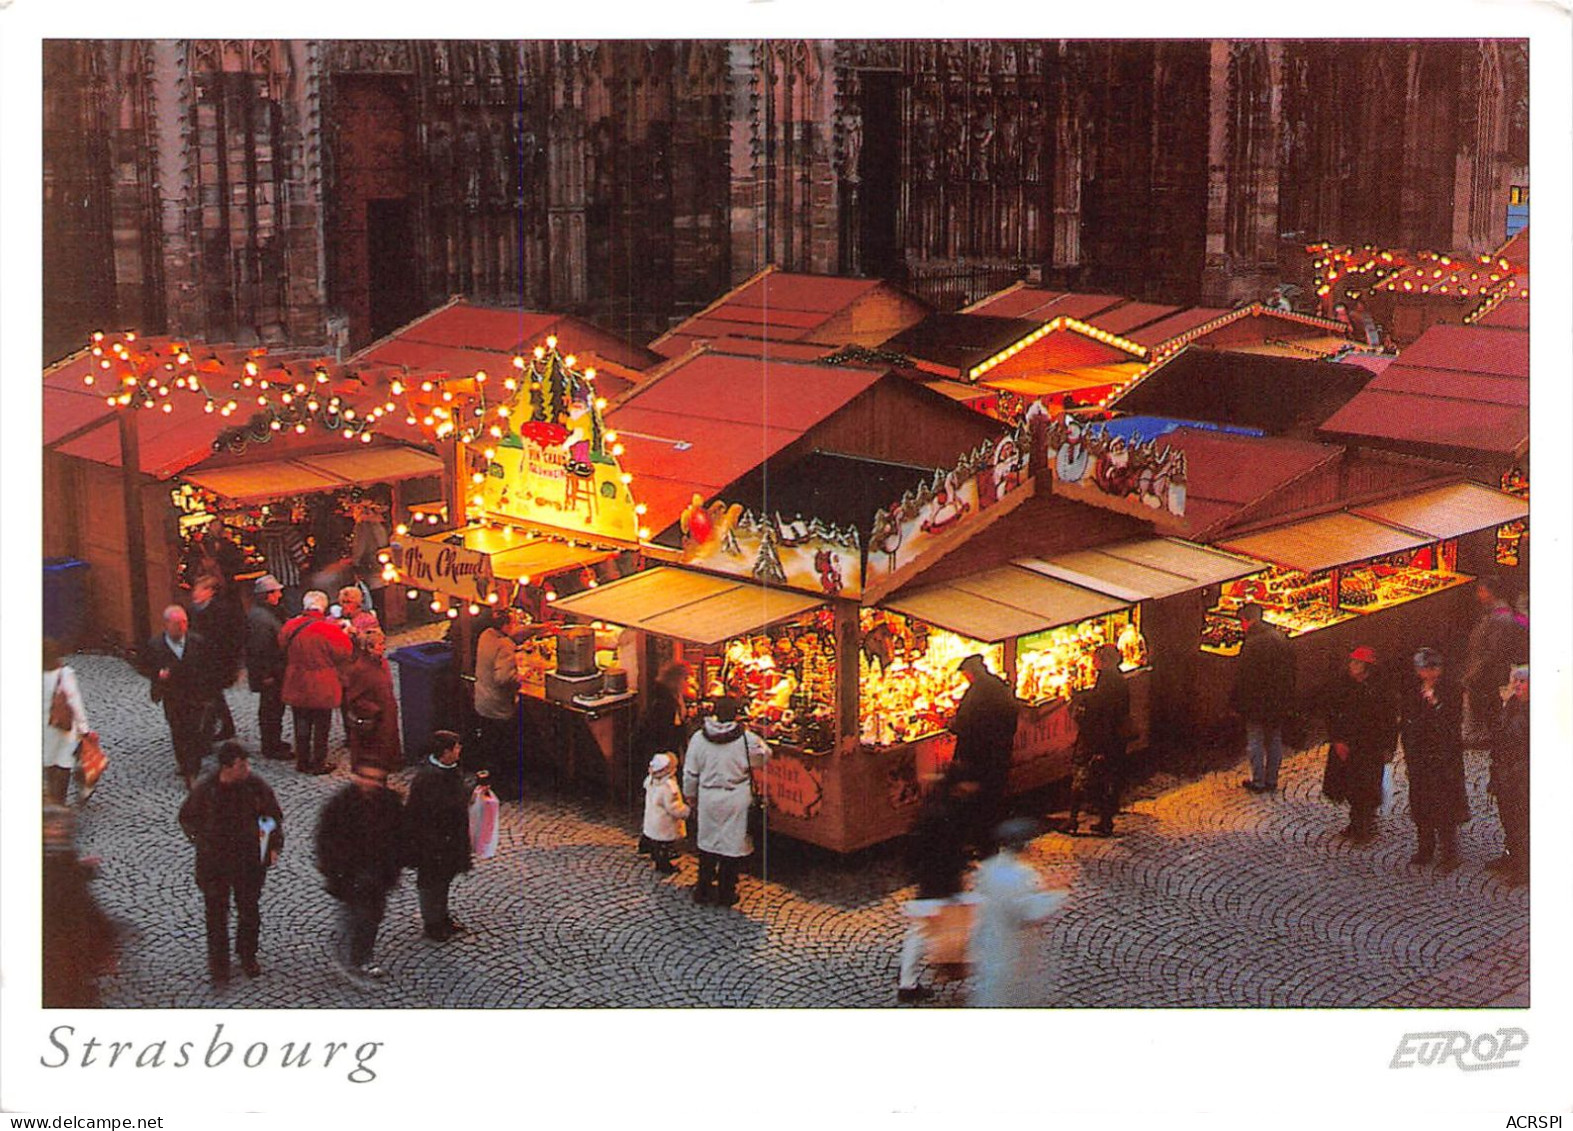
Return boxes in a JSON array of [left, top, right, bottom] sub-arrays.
[[1462, 575, 1529, 747], [178, 742, 284, 983], [946, 653, 1019, 854], [1230, 603, 1296, 793], [316, 763, 404, 981], [1069, 644, 1132, 836], [1319, 645, 1397, 842], [138, 604, 219, 790], [244, 575, 291, 760], [403, 730, 472, 941]]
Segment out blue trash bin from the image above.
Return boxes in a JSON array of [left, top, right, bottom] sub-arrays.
[[389, 641, 456, 762], [43, 558, 91, 650]]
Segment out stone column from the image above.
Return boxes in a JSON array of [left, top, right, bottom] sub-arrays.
[[727, 40, 765, 283], [148, 40, 204, 336]]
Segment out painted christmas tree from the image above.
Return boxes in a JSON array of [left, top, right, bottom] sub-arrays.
[[752, 522, 788, 584]]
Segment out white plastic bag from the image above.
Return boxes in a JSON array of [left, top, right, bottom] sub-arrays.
[[1379, 763, 1395, 816], [468, 783, 500, 860]]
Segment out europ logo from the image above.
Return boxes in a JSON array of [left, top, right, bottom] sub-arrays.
[[1390, 1028, 1528, 1071]]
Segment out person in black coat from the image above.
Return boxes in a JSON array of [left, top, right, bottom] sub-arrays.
[[177, 742, 284, 983], [634, 662, 691, 766], [403, 730, 473, 942], [1319, 645, 1398, 842], [244, 575, 291, 760], [1230, 603, 1296, 793], [1486, 665, 1529, 886], [1068, 644, 1132, 836], [316, 763, 405, 980], [190, 575, 242, 743], [946, 653, 1019, 855], [1399, 647, 1469, 872], [138, 604, 220, 789]]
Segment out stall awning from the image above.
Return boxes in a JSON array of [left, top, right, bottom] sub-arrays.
[[441, 525, 614, 582], [1351, 482, 1529, 541], [550, 566, 824, 645], [1217, 513, 1432, 574], [1020, 538, 1261, 601], [883, 565, 1130, 644], [182, 446, 444, 504]]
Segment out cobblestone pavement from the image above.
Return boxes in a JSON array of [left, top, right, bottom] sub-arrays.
[[62, 646, 1528, 1009]]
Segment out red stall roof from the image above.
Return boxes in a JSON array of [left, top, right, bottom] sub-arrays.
[[649, 268, 918, 359], [963, 285, 1128, 323], [1156, 428, 1345, 538], [607, 350, 890, 535], [352, 298, 657, 393], [1124, 307, 1232, 350]]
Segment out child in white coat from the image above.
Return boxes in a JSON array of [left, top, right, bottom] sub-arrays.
[[642, 753, 691, 875]]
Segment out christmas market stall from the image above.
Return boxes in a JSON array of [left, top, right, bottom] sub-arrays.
[[42, 331, 447, 647], [1031, 407, 1530, 736]]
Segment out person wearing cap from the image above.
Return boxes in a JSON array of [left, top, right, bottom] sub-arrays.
[[244, 574, 291, 760], [403, 730, 472, 940], [642, 752, 691, 875], [315, 761, 406, 981], [946, 653, 1020, 854], [1486, 665, 1529, 885], [178, 742, 284, 984], [1399, 647, 1468, 871], [682, 697, 768, 906], [967, 818, 1065, 1007], [1229, 603, 1296, 793], [1318, 645, 1397, 843]]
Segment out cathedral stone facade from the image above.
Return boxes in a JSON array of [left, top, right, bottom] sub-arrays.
[[43, 39, 1527, 361]]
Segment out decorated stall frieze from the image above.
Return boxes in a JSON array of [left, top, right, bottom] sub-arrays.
[[679, 495, 863, 599], [1027, 402, 1187, 527]]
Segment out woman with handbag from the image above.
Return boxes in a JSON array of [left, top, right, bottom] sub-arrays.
[[43, 638, 95, 806], [340, 628, 402, 775]]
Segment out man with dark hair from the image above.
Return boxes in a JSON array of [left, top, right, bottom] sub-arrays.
[[472, 606, 526, 800], [947, 653, 1019, 853], [316, 763, 405, 981], [139, 604, 219, 790], [178, 742, 283, 984], [1230, 603, 1296, 793], [403, 730, 472, 941]]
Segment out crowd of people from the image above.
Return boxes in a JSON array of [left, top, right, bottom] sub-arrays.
[[40, 525, 1532, 1007]]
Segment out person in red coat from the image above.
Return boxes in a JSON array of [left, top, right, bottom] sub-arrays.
[[341, 628, 402, 775], [279, 590, 352, 775]]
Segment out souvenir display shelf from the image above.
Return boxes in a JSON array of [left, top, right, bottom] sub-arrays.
[[1015, 607, 1148, 706], [1200, 541, 1467, 656], [858, 608, 1005, 748], [703, 609, 838, 754]]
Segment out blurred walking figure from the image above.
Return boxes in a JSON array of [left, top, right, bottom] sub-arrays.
[[635, 662, 692, 767], [42, 804, 123, 1007], [280, 589, 352, 776], [642, 753, 691, 875], [43, 638, 93, 805], [1399, 647, 1469, 872], [1461, 575, 1528, 748], [403, 731, 472, 941], [897, 781, 971, 1003], [1067, 644, 1131, 836], [316, 763, 405, 981], [341, 628, 402, 775], [682, 697, 768, 907], [968, 818, 1065, 1007], [139, 604, 219, 790], [178, 742, 283, 984], [244, 575, 291, 760], [1319, 646, 1397, 843], [1486, 665, 1529, 886], [189, 575, 240, 743], [1231, 603, 1296, 793]]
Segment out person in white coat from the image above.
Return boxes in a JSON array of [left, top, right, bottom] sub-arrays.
[[682, 698, 768, 906], [642, 753, 691, 875], [43, 638, 93, 806], [968, 818, 1065, 1007]]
